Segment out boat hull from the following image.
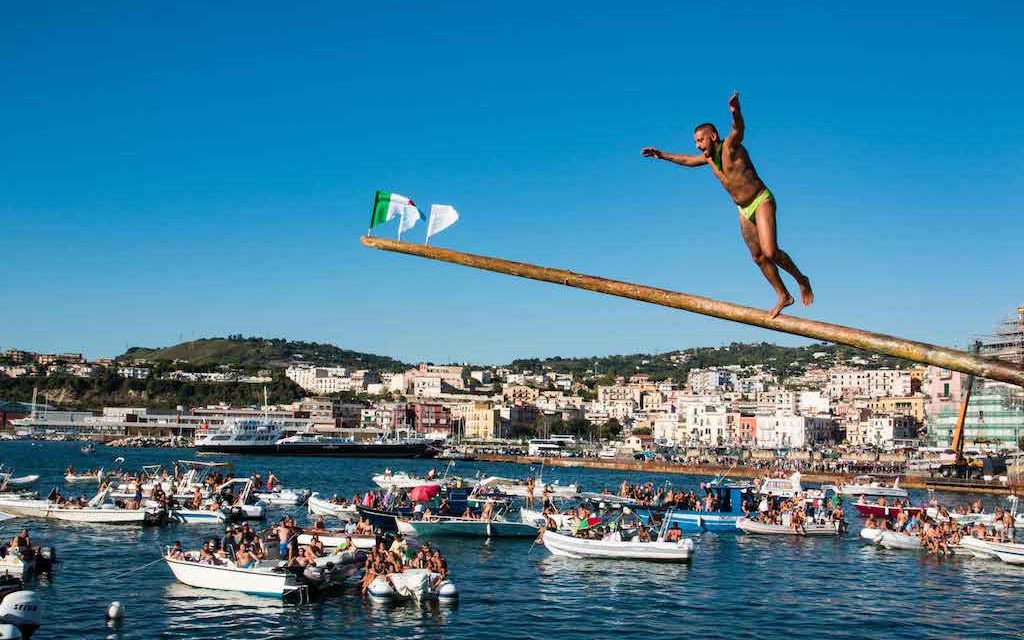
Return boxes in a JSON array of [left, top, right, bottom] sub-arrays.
[[404, 518, 539, 538], [165, 557, 298, 597], [737, 518, 841, 536], [860, 528, 921, 550], [307, 494, 357, 519], [0, 499, 158, 524], [853, 504, 922, 519], [542, 530, 693, 562]]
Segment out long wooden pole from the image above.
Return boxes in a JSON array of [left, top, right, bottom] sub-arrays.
[[360, 236, 1024, 388]]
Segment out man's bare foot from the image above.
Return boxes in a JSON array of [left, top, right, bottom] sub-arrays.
[[797, 276, 814, 306], [768, 294, 794, 319]]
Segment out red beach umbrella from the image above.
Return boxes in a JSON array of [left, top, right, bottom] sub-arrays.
[[408, 484, 441, 502]]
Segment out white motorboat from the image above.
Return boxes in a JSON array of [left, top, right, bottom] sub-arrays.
[[215, 479, 266, 521], [954, 537, 1024, 564], [170, 509, 228, 525], [0, 546, 55, 580], [366, 568, 457, 603], [371, 472, 442, 490], [64, 468, 104, 484], [0, 474, 39, 487], [307, 493, 358, 519], [859, 527, 921, 550], [0, 492, 162, 525], [736, 517, 842, 536], [541, 529, 694, 562], [253, 487, 311, 506], [955, 536, 1001, 560], [836, 476, 908, 500], [295, 532, 376, 550], [475, 476, 580, 499], [164, 552, 308, 601], [757, 472, 824, 501]]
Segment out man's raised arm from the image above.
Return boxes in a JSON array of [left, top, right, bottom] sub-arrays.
[[724, 91, 744, 148], [641, 147, 708, 167]]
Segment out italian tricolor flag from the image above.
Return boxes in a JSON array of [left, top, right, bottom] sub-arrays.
[[369, 190, 417, 229]]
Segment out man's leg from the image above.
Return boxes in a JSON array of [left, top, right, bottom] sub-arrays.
[[753, 198, 814, 306], [738, 212, 792, 318]]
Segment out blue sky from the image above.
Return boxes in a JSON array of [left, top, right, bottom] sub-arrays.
[[2, 1, 1021, 365]]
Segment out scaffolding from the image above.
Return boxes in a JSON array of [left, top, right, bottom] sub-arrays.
[[982, 306, 1024, 408]]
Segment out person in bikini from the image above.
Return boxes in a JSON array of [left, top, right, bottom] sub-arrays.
[[642, 91, 813, 318]]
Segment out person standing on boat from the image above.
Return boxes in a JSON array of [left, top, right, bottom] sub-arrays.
[[481, 498, 495, 522]]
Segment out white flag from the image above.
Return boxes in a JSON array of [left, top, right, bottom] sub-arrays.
[[426, 204, 460, 243], [397, 202, 424, 236]]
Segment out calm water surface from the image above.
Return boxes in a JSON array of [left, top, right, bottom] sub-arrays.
[[2, 442, 1021, 639]]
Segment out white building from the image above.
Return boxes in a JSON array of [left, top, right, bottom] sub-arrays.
[[827, 369, 912, 399], [412, 376, 442, 398], [847, 416, 918, 449], [117, 366, 151, 380], [755, 415, 838, 448]]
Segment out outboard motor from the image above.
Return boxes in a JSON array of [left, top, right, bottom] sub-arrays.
[[0, 590, 42, 640]]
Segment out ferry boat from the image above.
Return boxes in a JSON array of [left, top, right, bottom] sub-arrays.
[[193, 419, 286, 454]]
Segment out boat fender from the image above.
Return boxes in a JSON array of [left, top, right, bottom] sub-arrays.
[[436, 580, 458, 600], [0, 590, 41, 636], [0, 623, 21, 640], [106, 601, 123, 621]]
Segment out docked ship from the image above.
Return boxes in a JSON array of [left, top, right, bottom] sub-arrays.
[[274, 432, 436, 458], [193, 419, 286, 454], [194, 420, 436, 458]]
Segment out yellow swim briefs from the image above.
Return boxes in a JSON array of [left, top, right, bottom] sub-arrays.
[[739, 188, 773, 221]]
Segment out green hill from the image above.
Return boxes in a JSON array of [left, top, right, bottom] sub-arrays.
[[120, 336, 408, 372], [509, 341, 916, 382]]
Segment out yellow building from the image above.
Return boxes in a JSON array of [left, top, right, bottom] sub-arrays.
[[867, 396, 925, 423], [449, 401, 498, 440]]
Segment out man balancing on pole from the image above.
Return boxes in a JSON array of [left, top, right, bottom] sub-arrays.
[[642, 91, 813, 319]]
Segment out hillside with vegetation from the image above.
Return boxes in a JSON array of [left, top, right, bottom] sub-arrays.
[[509, 342, 916, 383], [0, 371, 306, 412], [119, 336, 408, 372]]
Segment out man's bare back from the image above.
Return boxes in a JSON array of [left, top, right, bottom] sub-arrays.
[[642, 91, 813, 318]]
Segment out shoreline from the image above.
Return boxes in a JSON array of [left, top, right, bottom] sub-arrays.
[[471, 454, 1021, 495]]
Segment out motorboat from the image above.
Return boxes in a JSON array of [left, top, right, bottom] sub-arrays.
[[193, 418, 288, 454], [0, 473, 39, 488], [859, 527, 921, 550], [0, 489, 164, 525], [520, 507, 576, 532], [253, 487, 311, 506], [0, 546, 56, 580], [80, 443, 96, 455], [366, 568, 457, 603], [371, 472, 442, 490], [638, 482, 757, 532], [852, 501, 922, 519], [215, 479, 267, 521], [64, 468, 104, 484], [307, 493, 358, 519], [397, 515, 539, 538], [474, 476, 580, 499], [955, 536, 1001, 560], [169, 508, 228, 525], [836, 476, 909, 500], [541, 529, 694, 562], [736, 517, 842, 536], [295, 531, 376, 550], [954, 537, 1024, 564], [164, 551, 310, 602], [758, 472, 823, 501]]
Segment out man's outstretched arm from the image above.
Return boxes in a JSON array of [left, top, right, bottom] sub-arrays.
[[642, 147, 708, 167], [724, 91, 744, 148]]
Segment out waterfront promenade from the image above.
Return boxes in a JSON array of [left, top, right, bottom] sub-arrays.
[[472, 453, 1023, 494]]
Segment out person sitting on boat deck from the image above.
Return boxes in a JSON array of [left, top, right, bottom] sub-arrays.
[[354, 518, 373, 535], [222, 527, 239, 559], [410, 547, 429, 569], [664, 523, 683, 543], [335, 535, 357, 555], [199, 540, 223, 565], [308, 534, 325, 556], [460, 507, 475, 520], [360, 553, 385, 594], [312, 515, 327, 532], [235, 544, 258, 569], [168, 541, 184, 560], [388, 533, 409, 562], [428, 549, 448, 587], [343, 519, 359, 535]]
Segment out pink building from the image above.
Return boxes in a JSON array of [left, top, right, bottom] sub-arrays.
[[923, 366, 966, 421]]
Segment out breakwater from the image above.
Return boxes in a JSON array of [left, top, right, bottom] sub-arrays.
[[472, 454, 1021, 494]]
